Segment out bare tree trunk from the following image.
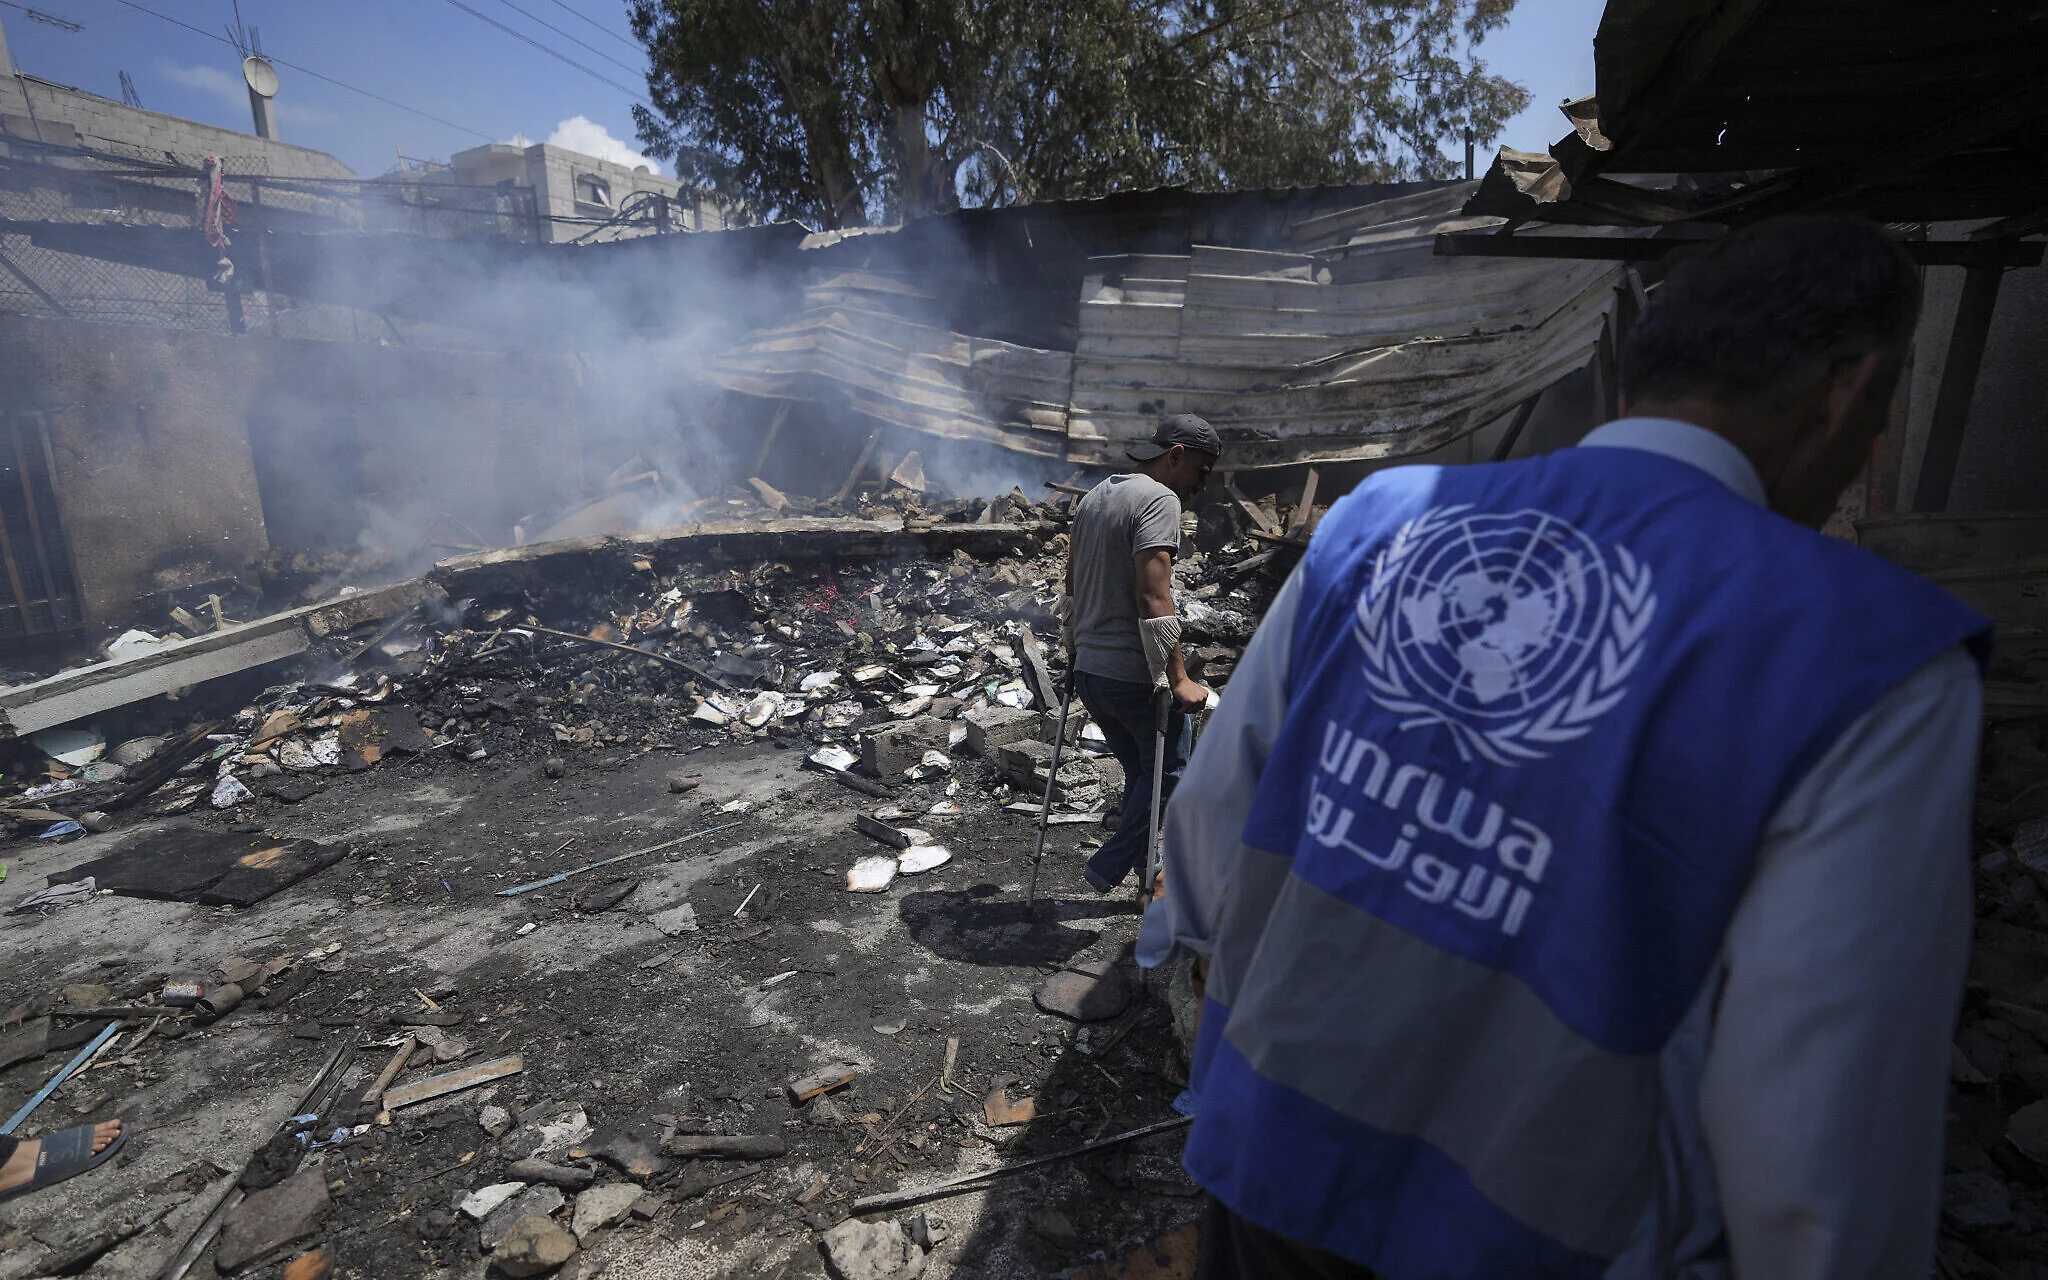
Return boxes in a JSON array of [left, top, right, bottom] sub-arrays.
[[893, 99, 935, 217]]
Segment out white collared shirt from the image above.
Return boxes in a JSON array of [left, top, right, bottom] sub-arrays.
[[1152, 418, 1980, 1280]]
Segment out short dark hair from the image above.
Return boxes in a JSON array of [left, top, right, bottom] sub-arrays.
[[1623, 215, 1921, 407]]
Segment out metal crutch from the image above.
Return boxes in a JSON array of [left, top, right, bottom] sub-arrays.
[[1139, 686, 1217, 910], [1140, 686, 1171, 908], [1024, 669, 1075, 913]]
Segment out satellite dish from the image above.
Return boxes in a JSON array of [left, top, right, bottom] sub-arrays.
[[242, 56, 279, 99]]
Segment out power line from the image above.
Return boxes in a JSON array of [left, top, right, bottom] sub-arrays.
[[439, 0, 651, 106], [537, 0, 642, 53], [489, 0, 642, 77], [0, 0, 82, 33], [102, 0, 497, 142]]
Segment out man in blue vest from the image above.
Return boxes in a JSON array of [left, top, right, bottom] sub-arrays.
[[1150, 215, 1990, 1280]]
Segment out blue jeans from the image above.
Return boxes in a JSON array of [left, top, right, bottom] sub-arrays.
[[1075, 670, 1190, 890]]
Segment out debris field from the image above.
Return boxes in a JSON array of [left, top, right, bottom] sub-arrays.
[[0, 483, 1282, 1280]]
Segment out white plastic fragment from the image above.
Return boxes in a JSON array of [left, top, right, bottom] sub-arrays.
[[210, 775, 253, 808], [800, 671, 841, 692], [810, 745, 857, 772], [846, 856, 898, 893], [897, 846, 951, 875]]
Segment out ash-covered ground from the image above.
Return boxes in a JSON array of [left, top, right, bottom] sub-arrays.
[[0, 492, 1280, 1280]]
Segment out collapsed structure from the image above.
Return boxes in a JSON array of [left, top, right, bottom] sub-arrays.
[[0, 0, 2043, 1276]]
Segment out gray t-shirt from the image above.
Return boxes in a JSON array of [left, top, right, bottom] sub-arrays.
[[1070, 472, 1181, 684]]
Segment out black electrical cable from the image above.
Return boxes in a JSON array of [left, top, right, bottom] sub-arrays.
[[537, 0, 642, 53], [100, 0, 496, 141], [489, 0, 643, 77], [439, 0, 651, 106]]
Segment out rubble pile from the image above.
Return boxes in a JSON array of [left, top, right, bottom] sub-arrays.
[[1942, 717, 2048, 1278], [0, 493, 1281, 871]]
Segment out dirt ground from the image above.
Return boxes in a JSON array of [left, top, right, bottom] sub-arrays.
[[0, 733, 1204, 1279]]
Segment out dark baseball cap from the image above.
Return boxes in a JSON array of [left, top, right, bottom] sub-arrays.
[[1127, 412, 1222, 461]]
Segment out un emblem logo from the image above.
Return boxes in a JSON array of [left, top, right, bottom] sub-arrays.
[[1353, 505, 1657, 766]]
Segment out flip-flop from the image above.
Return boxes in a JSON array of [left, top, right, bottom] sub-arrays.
[[0, 1123, 127, 1202]]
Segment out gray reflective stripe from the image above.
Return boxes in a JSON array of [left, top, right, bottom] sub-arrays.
[[1221, 874, 1660, 1259], [1204, 843, 1294, 1010]]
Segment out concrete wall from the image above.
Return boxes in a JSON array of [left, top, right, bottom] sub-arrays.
[[0, 72, 354, 178], [0, 314, 585, 632]]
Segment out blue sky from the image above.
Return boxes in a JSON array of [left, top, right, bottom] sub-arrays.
[[1, 0, 1602, 182]]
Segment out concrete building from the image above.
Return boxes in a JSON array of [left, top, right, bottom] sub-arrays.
[[0, 24, 355, 179], [428, 140, 731, 243]]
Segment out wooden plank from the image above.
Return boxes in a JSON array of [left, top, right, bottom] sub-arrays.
[[832, 429, 884, 504], [1912, 264, 2004, 513], [1226, 482, 1279, 535], [787, 1062, 856, 1102], [750, 400, 792, 479], [381, 1055, 523, 1111], [1287, 468, 1319, 533], [1490, 395, 1542, 462], [662, 1133, 789, 1159]]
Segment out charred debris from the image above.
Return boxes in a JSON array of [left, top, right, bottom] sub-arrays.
[[0, 471, 1297, 1278]]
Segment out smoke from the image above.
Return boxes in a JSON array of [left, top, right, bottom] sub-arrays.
[[545, 116, 663, 174], [248, 196, 1096, 596]]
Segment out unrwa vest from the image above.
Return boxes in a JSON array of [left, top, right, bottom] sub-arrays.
[[1183, 446, 1989, 1279]]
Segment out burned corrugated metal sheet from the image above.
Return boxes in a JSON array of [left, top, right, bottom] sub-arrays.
[[703, 185, 1622, 469], [704, 270, 1075, 457]]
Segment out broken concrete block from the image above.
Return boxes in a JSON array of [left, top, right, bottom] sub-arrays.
[[963, 705, 1037, 757], [496, 1214, 578, 1277], [215, 1163, 330, 1272], [859, 716, 950, 777], [60, 983, 109, 1008], [571, 1182, 642, 1241], [823, 1217, 926, 1280], [479, 1104, 514, 1138], [995, 739, 1056, 789], [482, 1185, 566, 1251], [459, 1181, 527, 1220], [650, 903, 699, 935], [1035, 958, 1129, 1021]]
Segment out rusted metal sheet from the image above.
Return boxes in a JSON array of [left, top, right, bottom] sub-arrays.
[[703, 186, 1619, 469], [1067, 189, 1621, 466]]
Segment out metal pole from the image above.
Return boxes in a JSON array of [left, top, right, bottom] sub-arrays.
[[1, 1021, 118, 1134], [1025, 672, 1073, 912]]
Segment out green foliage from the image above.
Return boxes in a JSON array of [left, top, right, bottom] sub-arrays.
[[630, 0, 1528, 228]]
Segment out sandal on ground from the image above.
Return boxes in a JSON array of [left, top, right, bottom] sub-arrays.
[[0, 1124, 127, 1202]]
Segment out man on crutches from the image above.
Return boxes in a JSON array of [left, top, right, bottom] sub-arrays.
[[1055, 413, 1218, 899]]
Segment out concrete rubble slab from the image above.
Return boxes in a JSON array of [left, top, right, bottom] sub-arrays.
[[0, 579, 441, 737], [430, 518, 1050, 599]]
